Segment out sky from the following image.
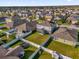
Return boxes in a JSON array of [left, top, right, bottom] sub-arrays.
[[0, 0, 79, 6]]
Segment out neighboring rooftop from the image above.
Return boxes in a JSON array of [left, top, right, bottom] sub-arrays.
[[52, 27, 78, 42], [1, 56, 20, 59]]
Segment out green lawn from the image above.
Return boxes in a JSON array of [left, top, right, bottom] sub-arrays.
[[38, 51, 53, 59], [1, 33, 16, 43], [56, 20, 63, 25], [0, 32, 5, 37], [56, 20, 70, 25], [47, 41, 79, 59], [11, 41, 37, 59], [2, 28, 9, 31], [36, 19, 44, 24], [0, 27, 9, 31], [11, 41, 22, 48], [0, 28, 9, 37], [26, 32, 49, 45], [22, 46, 37, 59], [0, 23, 5, 26]]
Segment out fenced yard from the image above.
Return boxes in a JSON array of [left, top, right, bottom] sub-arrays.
[[47, 41, 79, 59], [26, 32, 49, 45]]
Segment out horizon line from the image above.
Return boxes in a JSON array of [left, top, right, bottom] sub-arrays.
[[0, 5, 79, 7]]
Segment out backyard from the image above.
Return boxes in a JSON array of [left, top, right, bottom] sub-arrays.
[[0, 23, 5, 26], [2, 31, 79, 59], [38, 51, 53, 59], [22, 46, 37, 59], [1, 33, 16, 43], [11, 41, 37, 59], [11, 32, 50, 59], [26, 32, 49, 45], [47, 41, 79, 59], [36, 19, 44, 24]]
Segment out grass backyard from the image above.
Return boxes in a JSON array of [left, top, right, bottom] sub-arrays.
[[1, 33, 16, 43], [3, 32, 79, 59], [0, 23, 5, 26], [47, 41, 79, 59], [38, 51, 53, 59], [36, 19, 44, 24], [22, 46, 37, 59], [26, 32, 49, 45], [0, 27, 9, 32], [11, 41, 22, 48], [11, 40, 37, 59], [0, 31, 5, 37]]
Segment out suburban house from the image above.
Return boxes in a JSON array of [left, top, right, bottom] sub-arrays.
[[36, 21, 57, 34], [0, 45, 24, 59], [6, 46, 24, 58], [14, 19, 37, 33], [67, 14, 79, 24], [54, 16, 61, 21], [1, 56, 20, 59], [44, 14, 53, 22], [5, 15, 37, 33], [0, 17, 14, 29], [0, 17, 7, 22], [5, 17, 13, 29], [5, 15, 21, 29], [25, 20, 37, 32], [12, 18, 27, 33], [52, 27, 78, 46]]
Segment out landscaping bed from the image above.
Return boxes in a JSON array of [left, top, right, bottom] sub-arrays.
[[47, 41, 79, 59], [26, 32, 49, 45]]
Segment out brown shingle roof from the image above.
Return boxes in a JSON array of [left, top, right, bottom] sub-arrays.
[[13, 19, 26, 27], [53, 27, 78, 42], [1, 56, 20, 59], [38, 21, 51, 27], [6, 46, 24, 56], [0, 46, 8, 57]]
